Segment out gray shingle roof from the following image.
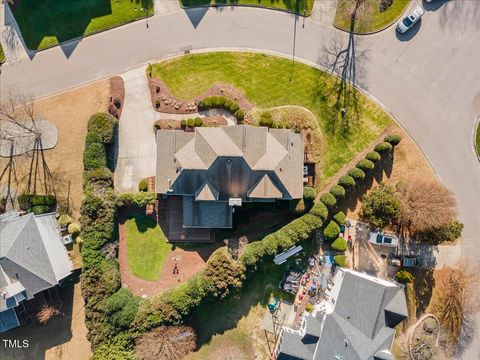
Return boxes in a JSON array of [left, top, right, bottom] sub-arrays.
[[0, 213, 72, 301], [156, 125, 303, 199], [182, 196, 233, 228], [277, 269, 407, 360]]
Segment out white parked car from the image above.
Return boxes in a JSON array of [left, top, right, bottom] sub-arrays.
[[369, 232, 399, 248], [396, 5, 425, 33]]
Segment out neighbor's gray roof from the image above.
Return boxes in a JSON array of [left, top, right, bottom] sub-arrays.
[[183, 196, 233, 228], [277, 331, 316, 360], [0, 213, 72, 301], [278, 270, 407, 360], [156, 125, 303, 199]]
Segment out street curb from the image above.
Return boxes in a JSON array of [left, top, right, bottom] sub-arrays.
[[332, 0, 412, 36], [178, 2, 313, 17], [474, 117, 480, 162]]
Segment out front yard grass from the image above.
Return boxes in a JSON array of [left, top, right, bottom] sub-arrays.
[[125, 213, 171, 281], [150, 52, 391, 186], [180, 0, 314, 15], [334, 0, 410, 34], [10, 0, 154, 51]]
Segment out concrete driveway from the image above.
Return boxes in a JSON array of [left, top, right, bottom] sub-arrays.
[[0, 0, 479, 355]]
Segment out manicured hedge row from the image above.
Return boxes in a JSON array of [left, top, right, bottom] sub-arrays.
[[197, 96, 245, 123], [116, 192, 156, 208]]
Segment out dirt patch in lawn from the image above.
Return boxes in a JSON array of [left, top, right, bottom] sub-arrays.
[[0, 80, 110, 219], [118, 208, 221, 297]]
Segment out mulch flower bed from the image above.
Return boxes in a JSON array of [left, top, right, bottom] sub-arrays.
[[154, 116, 228, 130], [149, 77, 253, 114], [109, 76, 125, 119]]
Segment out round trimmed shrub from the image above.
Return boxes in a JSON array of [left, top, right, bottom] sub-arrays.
[[197, 100, 205, 110], [68, 223, 81, 236], [224, 99, 233, 109], [305, 303, 314, 313], [216, 96, 226, 107], [58, 214, 72, 227], [332, 237, 347, 252], [323, 220, 340, 240], [423, 318, 438, 334], [180, 119, 187, 127], [202, 98, 212, 108], [338, 175, 355, 188], [333, 254, 348, 267], [84, 142, 107, 170], [320, 193, 336, 208], [290, 199, 306, 215], [365, 151, 381, 163], [374, 141, 393, 154], [194, 117, 203, 127], [187, 119, 195, 128], [230, 103, 240, 113], [347, 168, 365, 181], [85, 131, 103, 147], [384, 134, 402, 146], [303, 187, 316, 202], [330, 185, 346, 200], [85, 167, 113, 185], [259, 112, 274, 127], [31, 205, 49, 215], [139, 179, 148, 192], [394, 270, 414, 284], [235, 109, 245, 123], [356, 159, 375, 172], [87, 112, 118, 144], [333, 211, 346, 226], [310, 202, 329, 221]]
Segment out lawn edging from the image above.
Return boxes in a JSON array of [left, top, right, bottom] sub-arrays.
[[178, 1, 314, 17], [475, 117, 480, 161], [20, 10, 155, 53], [333, 0, 412, 35]]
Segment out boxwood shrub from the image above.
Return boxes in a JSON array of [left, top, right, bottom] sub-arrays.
[[303, 187, 316, 202], [384, 134, 402, 146], [30, 205, 50, 215], [320, 192, 336, 208], [310, 202, 329, 221], [333, 254, 348, 267], [329, 185, 346, 199], [230, 103, 240, 113], [338, 175, 355, 188], [323, 220, 340, 240], [356, 159, 375, 171], [333, 211, 346, 226], [194, 117, 203, 127], [84, 142, 107, 170], [374, 141, 393, 154], [138, 179, 148, 192], [365, 151, 381, 162], [235, 109, 245, 123], [347, 168, 366, 181], [332, 237, 348, 252], [187, 119, 195, 128]]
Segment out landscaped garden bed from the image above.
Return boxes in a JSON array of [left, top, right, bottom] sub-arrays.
[[10, 0, 154, 50], [149, 52, 392, 186], [334, 0, 411, 34], [179, 0, 314, 16]]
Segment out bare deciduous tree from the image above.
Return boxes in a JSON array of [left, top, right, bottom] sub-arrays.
[[397, 178, 457, 233], [135, 326, 196, 360]]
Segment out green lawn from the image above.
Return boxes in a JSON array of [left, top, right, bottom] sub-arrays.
[[150, 52, 391, 186], [476, 120, 480, 158], [10, 0, 154, 51], [180, 0, 314, 15], [334, 0, 410, 34], [125, 213, 171, 281]]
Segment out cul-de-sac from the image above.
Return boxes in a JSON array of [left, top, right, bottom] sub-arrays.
[[0, 1, 479, 359]]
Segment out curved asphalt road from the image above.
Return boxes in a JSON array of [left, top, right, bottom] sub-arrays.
[[1, 0, 479, 355]]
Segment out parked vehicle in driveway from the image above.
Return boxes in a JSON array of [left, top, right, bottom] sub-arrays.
[[396, 5, 425, 33], [390, 255, 422, 268], [369, 232, 399, 248]]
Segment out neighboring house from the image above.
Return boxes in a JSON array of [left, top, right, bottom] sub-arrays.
[[275, 268, 408, 360], [156, 125, 304, 229], [0, 212, 72, 332]]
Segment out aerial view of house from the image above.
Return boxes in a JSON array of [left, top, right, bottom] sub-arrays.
[[0, 1, 478, 360], [0, 212, 72, 332]]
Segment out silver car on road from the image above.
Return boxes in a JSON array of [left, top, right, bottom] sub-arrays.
[[396, 5, 425, 34]]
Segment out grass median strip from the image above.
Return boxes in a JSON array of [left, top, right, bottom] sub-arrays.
[[180, 0, 314, 15], [125, 213, 171, 281], [150, 52, 391, 185], [10, 0, 154, 51], [334, 0, 410, 34]]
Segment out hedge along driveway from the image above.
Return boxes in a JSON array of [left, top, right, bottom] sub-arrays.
[[10, 0, 154, 51], [125, 213, 171, 281], [150, 52, 391, 186], [180, 0, 314, 16]]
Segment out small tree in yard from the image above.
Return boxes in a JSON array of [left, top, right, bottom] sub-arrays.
[[332, 237, 348, 252], [361, 183, 401, 229], [135, 326, 196, 360], [324, 220, 340, 240], [395, 270, 414, 284], [397, 178, 457, 233], [418, 221, 463, 246]]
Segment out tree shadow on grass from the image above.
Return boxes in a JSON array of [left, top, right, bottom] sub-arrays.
[[411, 267, 435, 317]]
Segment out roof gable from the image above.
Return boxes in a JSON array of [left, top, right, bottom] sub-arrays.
[[195, 182, 219, 201], [248, 175, 282, 199]]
